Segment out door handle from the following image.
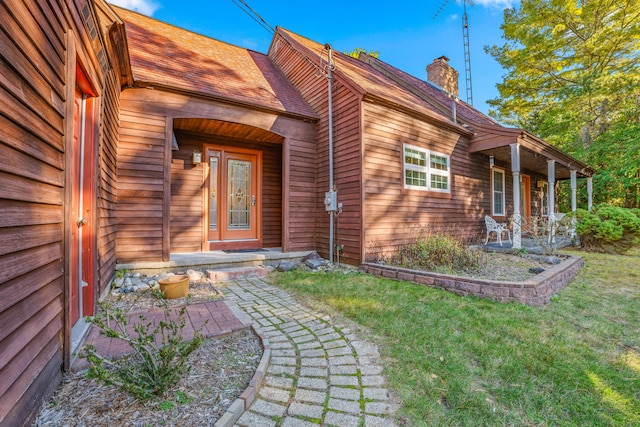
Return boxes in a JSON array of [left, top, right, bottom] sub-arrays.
[[251, 195, 256, 206], [76, 218, 87, 227]]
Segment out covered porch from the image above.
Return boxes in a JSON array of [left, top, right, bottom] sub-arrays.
[[470, 123, 595, 249]]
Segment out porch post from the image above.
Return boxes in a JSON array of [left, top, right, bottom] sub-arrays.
[[570, 170, 577, 212], [587, 177, 593, 211], [510, 143, 521, 249], [548, 160, 556, 242]]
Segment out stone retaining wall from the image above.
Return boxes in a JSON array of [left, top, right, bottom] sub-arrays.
[[360, 255, 584, 306]]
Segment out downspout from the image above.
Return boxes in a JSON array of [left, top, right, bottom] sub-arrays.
[[325, 44, 336, 264]]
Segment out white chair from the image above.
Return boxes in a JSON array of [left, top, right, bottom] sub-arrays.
[[484, 215, 512, 246]]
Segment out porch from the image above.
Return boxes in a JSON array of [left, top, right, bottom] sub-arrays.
[[115, 248, 314, 276]]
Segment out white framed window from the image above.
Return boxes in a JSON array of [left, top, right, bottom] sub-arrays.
[[403, 143, 450, 192], [491, 168, 505, 216], [541, 181, 549, 216]]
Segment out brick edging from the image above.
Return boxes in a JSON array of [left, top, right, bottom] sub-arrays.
[[213, 325, 271, 427], [360, 255, 584, 306]]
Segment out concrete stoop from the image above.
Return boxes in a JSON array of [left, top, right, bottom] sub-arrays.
[[207, 266, 269, 282]]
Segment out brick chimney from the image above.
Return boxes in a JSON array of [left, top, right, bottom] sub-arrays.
[[426, 56, 459, 98]]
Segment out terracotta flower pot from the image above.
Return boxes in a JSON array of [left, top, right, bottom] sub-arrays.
[[157, 275, 189, 299]]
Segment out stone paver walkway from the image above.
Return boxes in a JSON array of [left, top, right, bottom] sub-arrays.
[[224, 277, 397, 427]]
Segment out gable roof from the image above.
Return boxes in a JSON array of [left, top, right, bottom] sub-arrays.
[[112, 6, 317, 119], [360, 54, 498, 127], [274, 28, 471, 135]]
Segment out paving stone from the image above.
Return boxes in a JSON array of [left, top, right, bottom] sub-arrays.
[[323, 339, 348, 349], [359, 364, 384, 376], [318, 332, 341, 342], [249, 399, 288, 418], [271, 349, 296, 357], [259, 386, 291, 403], [271, 356, 297, 366], [281, 417, 320, 427], [263, 375, 294, 389], [292, 334, 315, 344], [324, 411, 361, 427], [350, 340, 379, 356], [299, 367, 328, 377], [330, 375, 359, 387], [363, 387, 388, 401], [293, 388, 326, 404], [328, 398, 361, 414], [236, 410, 277, 427], [267, 364, 296, 375], [300, 349, 325, 357], [297, 377, 328, 390], [365, 401, 392, 415], [270, 341, 294, 349], [329, 365, 358, 375], [311, 327, 334, 335], [300, 357, 328, 367], [287, 402, 324, 419], [361, 375, 386, 387], [326, 346, 353, 357], [288, 329, 310, 337], [282, 325, 304, 333], [329, 386, 360, 401], [364, 415, 395, 427], [328, 355, 357, 366], [297, 341, 322, 350]]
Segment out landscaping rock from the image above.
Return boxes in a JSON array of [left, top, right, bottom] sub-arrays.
[[305, 258, 328, 270], [541, 256, 562, 265], [529, 267, 545, 274], [277, 261, 297, 272]]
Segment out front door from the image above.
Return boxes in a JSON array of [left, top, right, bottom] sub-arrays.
[[206, 146, 261, 249], [71, 79, 95, 327]]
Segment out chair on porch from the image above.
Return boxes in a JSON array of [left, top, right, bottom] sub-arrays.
[[484, 215, 512, 246]]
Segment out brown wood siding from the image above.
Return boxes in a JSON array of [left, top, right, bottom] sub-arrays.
[[0, 0, 122, 424], [96, 69, 120, 297], [116, 106, 166, 262], [170, 133, 283, 252], [362, 103, 489, 260], [270, 38, 362, 264]]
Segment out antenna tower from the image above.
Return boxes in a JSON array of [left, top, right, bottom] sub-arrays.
[[433, 0, 474, 105]]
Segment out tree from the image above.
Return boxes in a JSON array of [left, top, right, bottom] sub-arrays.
[[486, 0, 640, 207], [345, 47, 379, 59]]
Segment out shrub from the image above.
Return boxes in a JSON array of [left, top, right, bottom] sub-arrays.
[[395, 230, 483, 273], [575, 205, 640, 254], [79, 291, 205, 400]]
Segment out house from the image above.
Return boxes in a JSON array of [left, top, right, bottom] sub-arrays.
[[0, 2, 594, 425]]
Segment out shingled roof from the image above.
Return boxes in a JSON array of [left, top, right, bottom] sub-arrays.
[[113, 6, 316, 119], [275, 28, 470, 134]]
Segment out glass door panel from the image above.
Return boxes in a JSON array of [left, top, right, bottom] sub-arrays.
[[228, 159, 251, 230]]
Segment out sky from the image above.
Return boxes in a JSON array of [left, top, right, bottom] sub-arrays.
[[110, 0, 518, 115]]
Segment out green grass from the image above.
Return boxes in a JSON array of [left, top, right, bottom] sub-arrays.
[[272, 249, 640, 426]]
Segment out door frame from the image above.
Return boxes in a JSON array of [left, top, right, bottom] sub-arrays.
[[203, 144, 262, 250]]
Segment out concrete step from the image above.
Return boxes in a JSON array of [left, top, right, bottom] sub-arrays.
[[207, 266, 269, 282]]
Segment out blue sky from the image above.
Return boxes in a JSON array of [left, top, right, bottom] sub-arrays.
[[110, 0, 517, 115]]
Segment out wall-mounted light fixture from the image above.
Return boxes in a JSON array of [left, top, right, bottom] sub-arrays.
[[489, 155, 494, 168], [192, 150, 202, 165]]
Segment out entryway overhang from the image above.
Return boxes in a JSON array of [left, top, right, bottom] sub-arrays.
[[173, 118, 285, 144]]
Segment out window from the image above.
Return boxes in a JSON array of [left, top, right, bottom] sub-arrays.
[[541, 181, 549, 216], [403, 144, 450, 192], [491, 168, 505, 216]]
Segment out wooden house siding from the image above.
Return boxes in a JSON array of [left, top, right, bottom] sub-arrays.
[[362, 103, 489, 260], [0, 1, 121, 425], [270, 36, 363, 264], [116, 88, 316, 259], [116, 105, 166, 262]]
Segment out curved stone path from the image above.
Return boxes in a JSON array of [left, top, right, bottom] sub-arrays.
[[224, 277, 397, 427]]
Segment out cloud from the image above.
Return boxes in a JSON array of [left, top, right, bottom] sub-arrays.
[[109, 0, 160, 16], [473, 0, 517, 9]]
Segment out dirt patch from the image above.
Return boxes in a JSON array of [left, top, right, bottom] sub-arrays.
[[33, 329, 262, 427]]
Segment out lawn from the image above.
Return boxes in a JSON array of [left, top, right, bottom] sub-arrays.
[[272, 248, 640, 426]]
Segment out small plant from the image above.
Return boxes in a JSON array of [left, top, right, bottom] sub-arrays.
[[79, 291, 206, 401], [395, 229, 483, 273]]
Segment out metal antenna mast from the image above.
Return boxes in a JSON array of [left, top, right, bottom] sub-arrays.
[[433, 0, 474, 105]]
